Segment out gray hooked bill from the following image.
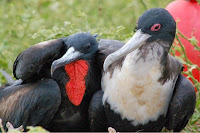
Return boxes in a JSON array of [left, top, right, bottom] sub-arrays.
[[103, 30, 151, 72], [51, 47, 83, 76]]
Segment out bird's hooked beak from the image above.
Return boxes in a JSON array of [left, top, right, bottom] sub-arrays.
[[51, 47, 83, 76], [103, 29, 151, 72]]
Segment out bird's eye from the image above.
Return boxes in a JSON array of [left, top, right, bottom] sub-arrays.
[[84, 43, 91, 50], [151, 23, 161, 31]]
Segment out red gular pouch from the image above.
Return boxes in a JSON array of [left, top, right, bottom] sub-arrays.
[[65, 60, 89, 106]]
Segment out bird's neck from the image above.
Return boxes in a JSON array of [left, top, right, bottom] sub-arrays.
[[64, 60, 89, 106], [131, 42, 165, 63]]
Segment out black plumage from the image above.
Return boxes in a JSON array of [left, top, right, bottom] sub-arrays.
[[0, 32, 102, 131], [165, 74, 196, 131], [0, 79, 61, 130], [13, 39, 66, 82]]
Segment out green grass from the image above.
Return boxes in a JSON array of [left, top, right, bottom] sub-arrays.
[[0, 0, 199, 132]]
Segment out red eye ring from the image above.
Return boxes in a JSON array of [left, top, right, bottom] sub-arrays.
[[151, 23, 161, 31]]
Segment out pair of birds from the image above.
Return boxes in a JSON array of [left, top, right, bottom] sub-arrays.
[[0, 8, 196, 132]]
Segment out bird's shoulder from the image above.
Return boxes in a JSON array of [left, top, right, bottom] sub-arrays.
[[13, 39, 66, 82], [98, 39, 125, 57], [96, 39, 124, 70]]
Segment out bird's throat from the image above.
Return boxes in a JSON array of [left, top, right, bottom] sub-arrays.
[[65, 60, 89, 106]]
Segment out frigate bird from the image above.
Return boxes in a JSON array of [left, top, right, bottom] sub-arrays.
[[0, 33, 101, 131], [89, 8, 196, 132]]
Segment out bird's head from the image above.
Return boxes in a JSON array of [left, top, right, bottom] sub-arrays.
[[50, 32, 99, 106], [138, 8, 176, 44], [51, 32, 98, 75], [104, 8, 176, 72]]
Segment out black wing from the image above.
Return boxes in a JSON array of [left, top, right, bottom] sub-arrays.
[[165, 74, 196, 132], [13, 38, 67, 82], [0, 79, 61, 130], [88, 90, 108, 131], [97, 39, 125, 70]]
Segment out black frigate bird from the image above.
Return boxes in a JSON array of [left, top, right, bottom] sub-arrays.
[[89, 8, 196, 132], [0, 33, 101, 131]]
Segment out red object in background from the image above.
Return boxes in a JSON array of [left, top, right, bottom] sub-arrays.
[[166, 0, 200, 92]]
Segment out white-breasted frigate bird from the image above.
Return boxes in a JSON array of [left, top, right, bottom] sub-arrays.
[[89, 8, 196, 132]]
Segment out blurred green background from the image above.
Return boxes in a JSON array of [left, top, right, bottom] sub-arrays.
[[0, 0, 199, 132], [0, 0, 172, 75]]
